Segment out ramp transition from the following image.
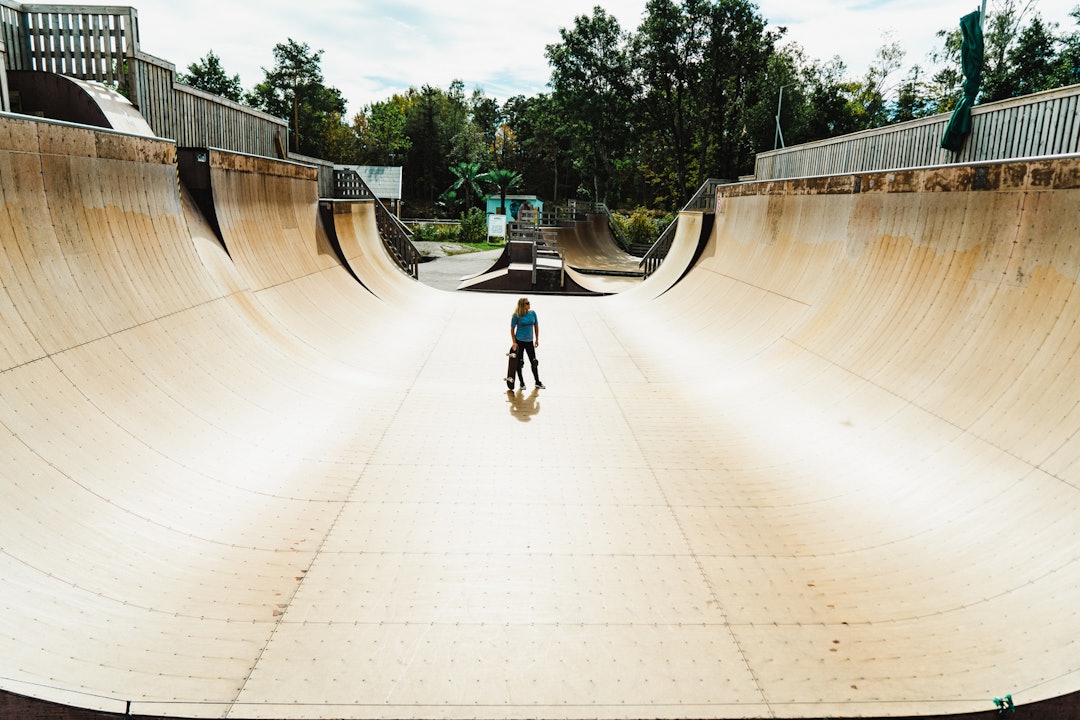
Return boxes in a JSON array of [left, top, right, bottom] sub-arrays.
[[1, 115, 1078, 720]]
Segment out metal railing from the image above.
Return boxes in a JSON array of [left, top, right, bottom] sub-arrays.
[[754, 82, 1080, 180], [510, 208, 565, 288], [334, 168, 421, 279], [639, 178, 727, 278], [557, 199, 631, 249], [595, 202, 631, 250]]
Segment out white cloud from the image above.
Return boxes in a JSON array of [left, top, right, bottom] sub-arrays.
[[133, 0, 1079, 115]]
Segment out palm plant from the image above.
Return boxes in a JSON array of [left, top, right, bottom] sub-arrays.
[[449, 161, 485, 210], [436, 187, 461, 216], [482, 169, 524, 217]]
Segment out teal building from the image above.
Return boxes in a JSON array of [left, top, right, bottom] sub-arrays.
[[485, 195, 543, 222]]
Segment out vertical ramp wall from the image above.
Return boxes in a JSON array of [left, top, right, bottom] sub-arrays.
[[0, 118, 435, 716]]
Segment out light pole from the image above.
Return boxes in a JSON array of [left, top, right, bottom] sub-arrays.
[[291, 72, 299, 154], [774, 83, 792, 150]]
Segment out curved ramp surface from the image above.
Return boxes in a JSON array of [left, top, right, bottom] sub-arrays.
[[1, 116, 1080, 720], [328, 199, 433, 303], [554, 213, 643, 275]]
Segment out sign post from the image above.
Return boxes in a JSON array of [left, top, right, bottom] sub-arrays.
[[487, 213, 507, 242]]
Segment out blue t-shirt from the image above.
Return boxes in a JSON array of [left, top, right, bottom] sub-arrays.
[[512, 310, 538, 342]]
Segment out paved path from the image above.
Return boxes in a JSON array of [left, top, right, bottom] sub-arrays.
[[414, 244, 503, 291]]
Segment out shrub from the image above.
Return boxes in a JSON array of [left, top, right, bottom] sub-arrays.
[[614, 207, 666, 246], [625, 208, 657, 245], [410, 223, 460, 243], [458, 208, 487, 244]]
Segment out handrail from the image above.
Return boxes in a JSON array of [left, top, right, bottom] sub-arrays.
[[509, 211, 565, 289], [639, 177, 728, 278], [334, 168, 421, 278], [554, 199, 631, 249], [754, 82, 1080, 179], [595, 202, 631, 250]]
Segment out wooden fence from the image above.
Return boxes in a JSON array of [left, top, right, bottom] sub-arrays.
[[0, 1, 288, 157], [0, 3, 136, 84], [755, 83, 1080, 180]]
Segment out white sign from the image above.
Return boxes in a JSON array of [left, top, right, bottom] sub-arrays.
[[487, 213, 507, 239]]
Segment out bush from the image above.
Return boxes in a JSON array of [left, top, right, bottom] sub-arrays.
[[458, 208, 487, 244], [410, 223, 454, 243], [625, 209, 656, 245], [614, 207, 667, 245]]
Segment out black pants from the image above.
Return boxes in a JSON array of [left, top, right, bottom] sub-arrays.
[[515, 341, 540, 384]]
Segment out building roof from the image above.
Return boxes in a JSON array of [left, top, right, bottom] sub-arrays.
[[485, 194, 540, 202], [343, 165, 402, 200]]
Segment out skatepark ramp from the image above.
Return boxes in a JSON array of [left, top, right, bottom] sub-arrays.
[[641, 177, 725, 278], [457, 210, 656, 294], [2, 112, 1080, 720]]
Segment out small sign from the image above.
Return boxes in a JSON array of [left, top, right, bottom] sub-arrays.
[[487, 213, 507, 239]]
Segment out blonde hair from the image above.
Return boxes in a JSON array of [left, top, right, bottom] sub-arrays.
[[514, 297, 530, 317]]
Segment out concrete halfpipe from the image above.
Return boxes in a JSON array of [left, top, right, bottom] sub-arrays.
[[1, 114, 1079, 720]]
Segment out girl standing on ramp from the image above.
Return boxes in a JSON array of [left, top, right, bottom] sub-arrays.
[[508, 297, 545, 391]]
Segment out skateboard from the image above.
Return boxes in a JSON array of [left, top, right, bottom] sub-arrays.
[[505, 346, 521, 390]]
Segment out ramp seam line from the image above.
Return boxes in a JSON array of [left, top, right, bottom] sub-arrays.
[[578, 309, 776, 717], [701, 267, 812, 306], [231, 312, 450, 710]]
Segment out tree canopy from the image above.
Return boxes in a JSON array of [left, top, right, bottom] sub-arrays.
[[183, 0, 1080, 214], [245, 39, 346, 157], [178, 51, 243, 102]]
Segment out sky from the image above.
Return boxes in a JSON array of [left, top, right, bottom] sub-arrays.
[[131, 0, 1079, 115]]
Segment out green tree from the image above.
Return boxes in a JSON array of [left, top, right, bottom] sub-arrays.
[[458, 207, 487, 243], [774, 49, 863, 143], [355, 95, 412, 165], [178, 51, 243, 102], [847, 36, 906, 128], [631, 0, 788, 201], [923, 23, 966, 114], [1051, 7, 1080, 87], [470, 90, 503, 160], [632, 0, 706, 206], [892, 65, 934, 122], [436, 187, 461, 216], [449, 161, 485, 211], [1003, 15, 1061, 96], [444, 80, 486, 165], [980, 0, 1038, 101], [320, 111, 359, 164], [503, 93, 570, 202], [695, 0, 784, 179], [546, 6, 634, 204], [246, 39, 346, 157], [401, 82, 479, 210], [925, 1, 1073, 110]]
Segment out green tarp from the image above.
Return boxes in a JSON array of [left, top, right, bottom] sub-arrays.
[[941, 10, 984, 152]]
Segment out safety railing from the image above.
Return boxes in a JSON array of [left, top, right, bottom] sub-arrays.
[[754, 82, 1080, 180], [510, 208, 565, 288], [0, 1, 289, 157], [334, 168, 420, 278], [639, 177, 727, 278]]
